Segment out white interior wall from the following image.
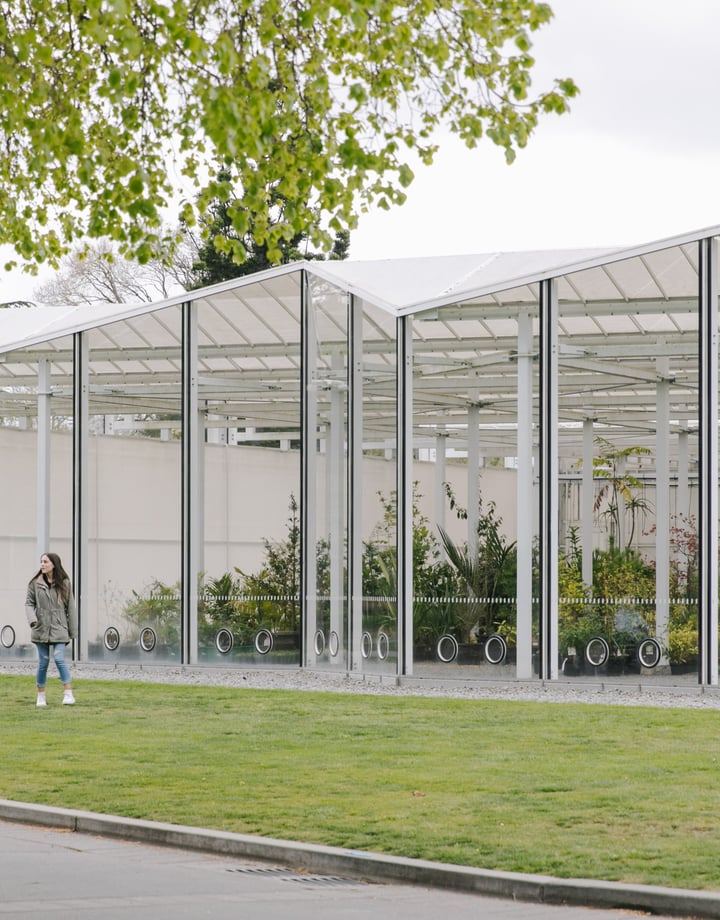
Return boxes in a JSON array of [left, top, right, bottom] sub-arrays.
[[0, 427, 518, 645]]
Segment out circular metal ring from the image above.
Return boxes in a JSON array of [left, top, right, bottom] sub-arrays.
[[484, 633, 508, 665], [328, 630, 340, 657], [637, 637, 662, 669], [103, 626, 120, 651], [0, 625, 15, 649], [313, 630, 326, 656], [436, 634, 459, 663], [139, 626, 157, 652], [361, 631, 373, 659], [584, 636, 610, 668], [254, 628, 274, 655], [215, 628, 234, 655], [376, 631, 390, 660]]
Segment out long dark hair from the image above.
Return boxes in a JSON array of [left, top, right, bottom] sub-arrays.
[[33, 552, 71, 603]]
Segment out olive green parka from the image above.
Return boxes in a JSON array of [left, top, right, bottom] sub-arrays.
[[25, 575, 77, 645]]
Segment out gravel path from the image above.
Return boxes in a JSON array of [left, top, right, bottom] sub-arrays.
[[2, 659, 720, 709]]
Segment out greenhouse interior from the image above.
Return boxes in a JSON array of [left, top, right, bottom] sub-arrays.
[[0, 224, 718, 686]]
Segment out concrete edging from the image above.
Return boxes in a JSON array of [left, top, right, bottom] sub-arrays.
[[0, 798, 718, 917]]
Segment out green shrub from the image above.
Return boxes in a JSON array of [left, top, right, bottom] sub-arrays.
[[122, 579, 181, 646]]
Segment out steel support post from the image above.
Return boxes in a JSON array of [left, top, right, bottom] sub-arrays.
[[581, 418, 594, 590], [72, 333, 89, 660], [516, 312, 534, 679], [698, 237, 718, 685], [349, 294, 363, 670], [301, 271, 317, 666], [434, 433, 447, 561], [466, 400, 480, 560], [655, 367, 671, 664], [397, 316, 413, 676], [539, 279, 559, 680], [182, 300, 199, 666], [327, 350, 346, 666], [36, 356, 50, 560]]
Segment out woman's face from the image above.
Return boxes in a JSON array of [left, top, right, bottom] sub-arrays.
[[40, 555, 54, 577]]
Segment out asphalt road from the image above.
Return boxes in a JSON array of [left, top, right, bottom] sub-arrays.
[[0, 819, 683, 920]]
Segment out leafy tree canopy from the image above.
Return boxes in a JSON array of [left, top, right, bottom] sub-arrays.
[[0, 0, 577, 271]]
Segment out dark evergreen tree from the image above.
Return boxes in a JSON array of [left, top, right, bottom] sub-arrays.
[[188, 173, 350, 288]]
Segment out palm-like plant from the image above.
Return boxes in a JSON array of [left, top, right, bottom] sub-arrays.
[[591, 437, 652, 550], [438, 517, 517, 641]]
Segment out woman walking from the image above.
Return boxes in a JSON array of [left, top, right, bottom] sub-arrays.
[[25, 553, 77, 707]]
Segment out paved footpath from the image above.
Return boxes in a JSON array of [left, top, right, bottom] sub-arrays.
[[0, 818, 692, 920]]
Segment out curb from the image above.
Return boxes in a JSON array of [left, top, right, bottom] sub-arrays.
[[0, 799, 718, 917]]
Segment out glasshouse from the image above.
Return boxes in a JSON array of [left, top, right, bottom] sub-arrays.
[[0, 225, 718, 686]]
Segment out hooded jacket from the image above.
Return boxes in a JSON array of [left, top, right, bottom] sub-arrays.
[[25, 575, 77, 645]]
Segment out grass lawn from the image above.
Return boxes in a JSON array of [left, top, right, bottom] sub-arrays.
[[1, 674, 719, 891]]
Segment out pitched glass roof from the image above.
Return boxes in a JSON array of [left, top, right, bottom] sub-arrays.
[[0, 222, 715, 350], [0, 224, 713, 455]]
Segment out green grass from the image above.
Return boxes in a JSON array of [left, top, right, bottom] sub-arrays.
[[1, 674, 720, 891]]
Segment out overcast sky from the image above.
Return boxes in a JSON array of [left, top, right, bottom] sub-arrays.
[[2, 0, 719, 300], [351, 0, 720, 259]]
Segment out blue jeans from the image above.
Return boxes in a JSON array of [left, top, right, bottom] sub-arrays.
[[36, 643, 71, 688]]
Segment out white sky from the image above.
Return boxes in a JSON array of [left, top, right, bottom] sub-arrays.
[[351, 0, 720, 259], [2, 0, 719, 300]]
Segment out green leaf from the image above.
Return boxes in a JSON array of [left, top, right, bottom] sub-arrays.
[[0, 0, 576, 266]]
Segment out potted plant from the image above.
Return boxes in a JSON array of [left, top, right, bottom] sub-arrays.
[[438, 486, 517, 657]]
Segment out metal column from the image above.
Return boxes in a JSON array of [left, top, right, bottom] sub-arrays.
[[434, 433, 447, 559], [516, 312, 534, 679], [539, 279, 559, 680], [581, 418, 594, 589], [466, 399, 480, 560], [655, 364, 671, 664], [72, 333, 89, 660], [182, 300, 199, 666], [349, 294, 363, 670], [676, 427, 689, 526], [36, 356, 50, 560], [301, 271, 317, 666], [698, 237, 718, 686], [327, 351, 346, 666], [397, 316, 413, 676]]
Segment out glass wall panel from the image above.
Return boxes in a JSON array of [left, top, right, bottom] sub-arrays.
[[358, 299, 397, 674], [196, 278, 301, 666], [86, 309, 182, 663], [410, 287, 540, 679], [716, 237, 720, 685], [556, 245, 699, 681], [0, 337, 74, 661], [305, 278, 348, 668]]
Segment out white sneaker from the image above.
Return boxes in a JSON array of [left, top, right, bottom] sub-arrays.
[[62, 690, 75, 705], [36, 693, 47, 707]]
